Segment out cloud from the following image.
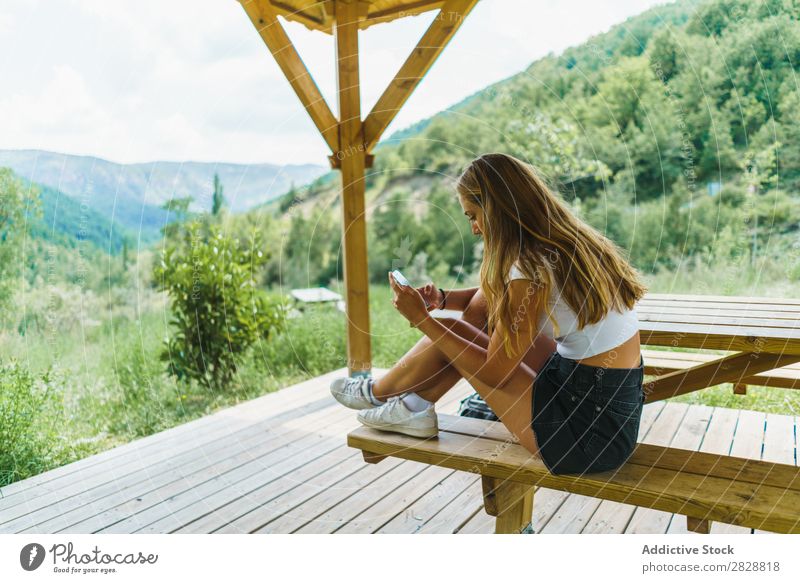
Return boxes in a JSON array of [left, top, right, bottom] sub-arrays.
[[1, 0, 668, 165]]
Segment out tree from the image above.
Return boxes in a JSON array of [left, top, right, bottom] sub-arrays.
[[0, 168, 39, 311], [212, 173, 225, 216], [153, 220, 288, 390]]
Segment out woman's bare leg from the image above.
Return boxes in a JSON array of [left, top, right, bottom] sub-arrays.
[[372, 289, 494, 402], [373, 289, 556, 403], [377, 317, 546, 455]]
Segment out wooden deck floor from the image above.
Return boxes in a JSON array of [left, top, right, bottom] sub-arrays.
[[1, 368, 796, 534]]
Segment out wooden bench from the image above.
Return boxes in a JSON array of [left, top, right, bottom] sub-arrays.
[[347, 293, 800, 533], [348, 414, 800, 534]]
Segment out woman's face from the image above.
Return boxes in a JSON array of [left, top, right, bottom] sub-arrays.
[[459, 195, 484, 237]]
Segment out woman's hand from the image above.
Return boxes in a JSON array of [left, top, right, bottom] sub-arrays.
[[389, 272, 431, 328], [417, 282, 443, 311]]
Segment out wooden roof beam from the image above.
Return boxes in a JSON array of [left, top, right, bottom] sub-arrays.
[[362, 0, 478, 152], [241, 0, 340, 153]]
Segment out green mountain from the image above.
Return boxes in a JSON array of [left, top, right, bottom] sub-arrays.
[[265, 0, 800, 288], [30, 183, 131, 254], [0, 150, 328, 242]]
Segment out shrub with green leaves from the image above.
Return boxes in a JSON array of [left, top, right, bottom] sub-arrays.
[[153, 219, 288, 390], [0, 361, 63, 486]]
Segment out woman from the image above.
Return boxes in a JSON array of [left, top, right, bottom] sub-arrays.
[[331, 153, 647, 475]]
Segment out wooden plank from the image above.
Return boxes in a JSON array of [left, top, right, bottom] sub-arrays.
[[456, 506, 495, 534], [1, 395, 347, 531], [362, 0, 479, 151], [94, 375, 468, 535], [235, 384, 468, 534], [78, 422, 353, 534], [638, 311, 800, 330], [578, 401, 667, 533], [755, 413, 799, 534], [240, 0, 340, 152], [16, 407, 348, 534], [431, 409, 800, 494], [202, 451, 372, 533], [642, 293, 800, 307], [530, 489, 570, 533], [416, 478, 486, 533], [625, 403, 692, 534], [275, 459, 432, 533], [730, 409, 766, 462], [112, 430, 356, 534], [639, 323, 800, 354], [663, 405, 712, 534], [539, 493, 601, 534], [691, 407, 750, 534], [637, 305, 800, 322], [0, 368, 349, 504], [333, 465, 454, 533], [175, 446, 362, 533], [644, 352, 800, 403], [582, 499, 637, 533], [335, 0, 371, 375], [294, 384, 472, 533], [350, 425, 800, 532], [719, 409, 765, 534], [252, 457, 407, 533], [377, 471, 478, 533]]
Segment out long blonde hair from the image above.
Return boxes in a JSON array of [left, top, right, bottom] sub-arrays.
[[455, 153, 647, 358]]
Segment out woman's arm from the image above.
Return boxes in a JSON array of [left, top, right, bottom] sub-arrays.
[[439, 287, 479, 312], [418, 280, 538, 390]]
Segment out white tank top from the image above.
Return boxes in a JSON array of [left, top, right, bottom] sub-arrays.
[[509, 262, 639, 359]]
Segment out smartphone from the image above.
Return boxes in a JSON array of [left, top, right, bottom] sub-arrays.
[[391, 269, 412, 287], [391, 270, 431, 308]]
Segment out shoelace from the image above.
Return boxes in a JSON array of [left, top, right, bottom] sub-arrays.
[[345, 376, 372, 398]]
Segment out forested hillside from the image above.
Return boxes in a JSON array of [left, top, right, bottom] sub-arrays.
[[269, 0, 800, 291]]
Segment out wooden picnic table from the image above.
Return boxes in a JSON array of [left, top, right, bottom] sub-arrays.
[[636, 293, 800, 403]]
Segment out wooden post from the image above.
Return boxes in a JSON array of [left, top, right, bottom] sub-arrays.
[[335, 0, 371, 377], [481, 476, 534, 534]]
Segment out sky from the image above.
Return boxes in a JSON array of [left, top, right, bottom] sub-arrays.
[[0, 0, 670, 166]]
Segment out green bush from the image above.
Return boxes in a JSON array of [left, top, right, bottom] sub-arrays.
[[0, 362, 65, 486], [153, 219, 289, 390]]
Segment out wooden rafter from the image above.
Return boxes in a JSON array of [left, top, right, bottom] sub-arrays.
[[241, 0, 340, 153], [362, 0, 479, 151]]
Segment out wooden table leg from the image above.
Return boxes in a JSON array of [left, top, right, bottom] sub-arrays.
[[687, 517, 711, 534], [482, 476, 534, 534]]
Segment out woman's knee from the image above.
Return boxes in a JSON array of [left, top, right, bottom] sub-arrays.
[[462, 289, 488, 331]]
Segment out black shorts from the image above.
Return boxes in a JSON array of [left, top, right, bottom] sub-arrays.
[[531, 351, 645, 475]]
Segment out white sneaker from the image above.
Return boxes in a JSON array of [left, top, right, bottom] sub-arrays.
[[330, 376, 379, 410], [357, 396, 439, 438]]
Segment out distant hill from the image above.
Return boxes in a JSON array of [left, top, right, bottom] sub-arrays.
[[0, 150, 328, 241], [30, 183, 131, 254]]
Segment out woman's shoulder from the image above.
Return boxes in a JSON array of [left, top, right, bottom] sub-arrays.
[[509, 254, 555, 282]]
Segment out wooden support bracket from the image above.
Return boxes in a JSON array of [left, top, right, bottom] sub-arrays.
[[362, 451, 386, 464]]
